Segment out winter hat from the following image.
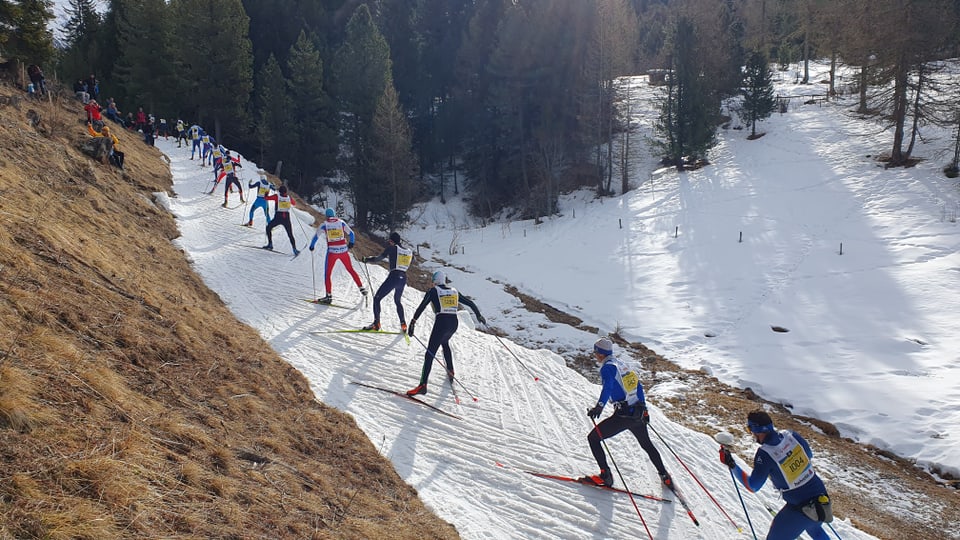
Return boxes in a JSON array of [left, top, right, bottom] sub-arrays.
[[593, 337, 613, 356], [432, 270, 446, 285], [389, 231, 401, 244], [325, 208, 336, 218], [747, 410, 775, 434], [278, 185, 288, 195]]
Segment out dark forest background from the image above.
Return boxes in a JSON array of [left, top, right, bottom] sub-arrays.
[[3, 0, 960, 230]]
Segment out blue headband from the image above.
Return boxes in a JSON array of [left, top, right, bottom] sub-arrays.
[[747, 420, 775, 434]]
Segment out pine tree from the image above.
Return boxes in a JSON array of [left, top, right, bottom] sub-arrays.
[[253, 54, 293, 173], [0, 1, 19, 53], [286, 31, 337, 191], [331, 4, 392, 230], [655, 16, 719, 169], [739, 50, 776, 138], [7, 0, 54, 64], [368, 83, 418, 230], [170, 0, 253, 145], [58, 0, 102, 84], [111, 0, 178, 116]]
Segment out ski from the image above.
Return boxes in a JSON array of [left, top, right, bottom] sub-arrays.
[[301, 298, 356, 310], [241, 244, 287, 255], [310, 328, 403, 335], [665, 481, 700, 526], [522, 470, 671, 503], [350, 381, 462, 420]]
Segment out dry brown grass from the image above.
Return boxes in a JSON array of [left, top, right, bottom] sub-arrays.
[[0, 84, 458, 539]]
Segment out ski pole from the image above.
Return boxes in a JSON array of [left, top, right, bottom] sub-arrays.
[[715, 433, 758, 540], [358, 257, 372, 308], [649, 423, 741, 531], [411, 334, 479, 402], [240, 177, 251, 225], [591, 418, 654, 540], [493, 334, 540, 381]]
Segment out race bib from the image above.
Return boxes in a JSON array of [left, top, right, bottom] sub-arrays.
[[779, 446, 811, 484], [620, 371, 639, 392], [326, 227, 345, 242], [396, 246, 413, 271]]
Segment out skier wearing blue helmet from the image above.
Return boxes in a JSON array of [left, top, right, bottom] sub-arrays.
[[720, 410, 832, 540]]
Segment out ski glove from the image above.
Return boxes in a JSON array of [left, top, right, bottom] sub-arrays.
[[641, 408, 650, 425], [720, 447, 736, 469], [407, 319, 416, 337], [362, 256, 371, 263], [478, 316, 487, 325], [587, 405, 603, 419], [309, 245, 315, 251], [348, 242, 354, 249]]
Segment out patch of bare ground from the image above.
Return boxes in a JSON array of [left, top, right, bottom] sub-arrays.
[[0, 84, 458, 539], [502, 268, 958, 540]]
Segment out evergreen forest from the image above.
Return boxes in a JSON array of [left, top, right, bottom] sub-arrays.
[[3, 0, 960, 230]]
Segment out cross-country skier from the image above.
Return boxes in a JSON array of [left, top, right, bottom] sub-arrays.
[[308, 208, 366, 304], [581, 337, 672, 489], [263, 185, 298, 256], [405, 269, 485, 396], [244, 169, 275, 227], [720, 410, 832, 540], [360, 231, 413, 331]]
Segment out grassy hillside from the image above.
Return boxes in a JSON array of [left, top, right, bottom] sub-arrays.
[[0, 84, 458, 539]]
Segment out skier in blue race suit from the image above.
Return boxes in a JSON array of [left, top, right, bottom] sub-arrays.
[[582, 337, 672, 489], [360, 232, 413, 332], [405, 269, 485, 396], [245, 169, 275, 227], [720, 410, 832, 540]]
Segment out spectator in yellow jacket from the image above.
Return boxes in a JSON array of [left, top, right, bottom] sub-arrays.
[[87, 122, 125, 170]]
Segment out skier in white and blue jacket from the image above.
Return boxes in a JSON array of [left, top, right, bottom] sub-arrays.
[[581, 337, 671, 489], [245, 169, 275, 227], [720, 410, 831, 540]]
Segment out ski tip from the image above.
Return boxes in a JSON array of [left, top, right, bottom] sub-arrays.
[[715, 431, 735, 445], [534, 377, 540, 381], [472, 397, 479, 402]]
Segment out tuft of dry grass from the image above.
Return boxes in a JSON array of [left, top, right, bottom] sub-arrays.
[[0, 83, 459, 539]]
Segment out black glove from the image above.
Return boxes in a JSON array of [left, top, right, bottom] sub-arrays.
[[407, 319, 416, 337], [363, 256, 373, 263], [309, 245, 315, 251], [478, 316, 487, 325], [587, 405, 603, 419], [348, 242, 354, 249], [720, 447, 736, 469]]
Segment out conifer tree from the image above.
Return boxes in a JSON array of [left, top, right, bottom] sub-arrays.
[[113, 0, 177, 114], [58, 0, 102, 83], [331, 4, 392, 230], [739, 50, 776, 138], [368, 83, 418, 230], [7, 0, 54, 64], [655, 16, 718, 169], [0, 1, 19, 53], [286, 31, 337, 191], [170, 0, 253, 145], [253, 54, 292, 173]]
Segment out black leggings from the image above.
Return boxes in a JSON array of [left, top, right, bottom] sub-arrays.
[[587, 412, 668, 476], [418, 315, 458, 385], [266, 213, 296, 249], [373, 271, 406, 323]]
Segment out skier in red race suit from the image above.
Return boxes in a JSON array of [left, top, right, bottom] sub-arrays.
[[308, 208, 366, 304]]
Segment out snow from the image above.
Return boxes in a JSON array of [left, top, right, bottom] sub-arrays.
[[156, 61, 958, 538]]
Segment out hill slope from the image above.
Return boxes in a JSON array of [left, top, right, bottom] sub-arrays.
[[0, 85, 457, 539]]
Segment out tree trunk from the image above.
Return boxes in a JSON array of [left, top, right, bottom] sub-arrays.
[[888, 57, 910, 166], [905, 64, 925, 159]]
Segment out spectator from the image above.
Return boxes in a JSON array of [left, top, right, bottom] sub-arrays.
[[86, 74, 99, 101], [73, 80, 89, 103], [124, 112, 135, 130], [84, 100, 104, 131], [135, 107, 147, 132], [26, 82, 37, 99], [26, 64, 46, 96], [143, 118, 156, 146], [86, 121, 124, 170], [105, 98, 122, 123]]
